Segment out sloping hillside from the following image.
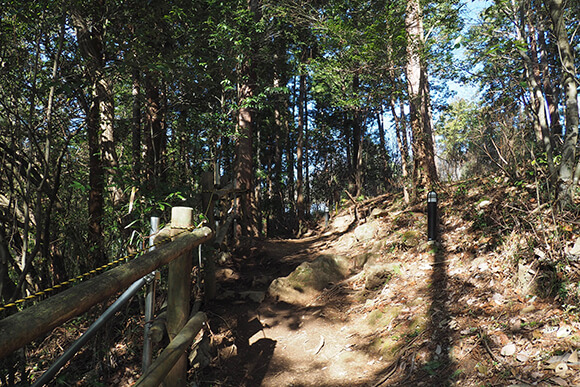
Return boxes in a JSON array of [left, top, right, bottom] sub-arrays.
[[202, 177, 580, 386]]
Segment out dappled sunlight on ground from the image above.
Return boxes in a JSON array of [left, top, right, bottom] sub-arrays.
[[202, 178, 580, 386]]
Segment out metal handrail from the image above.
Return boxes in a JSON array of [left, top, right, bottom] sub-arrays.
[[31, 274, 154, 387]]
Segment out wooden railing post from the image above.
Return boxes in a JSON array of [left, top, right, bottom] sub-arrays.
[[0, 227, 213, 360], [165, 206, 193, 387], [142, 216, 159, 372]]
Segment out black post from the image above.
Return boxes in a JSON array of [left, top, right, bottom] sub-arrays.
[[427, 191, 437, 241]]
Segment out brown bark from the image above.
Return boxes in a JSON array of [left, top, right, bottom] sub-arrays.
[[235, 88, 258, 237], [296, 74, 305, 223], [87, 83, 106, 268], [234, 0, 260, 237], [545, 0, 580, 201], [272, 94, 285, 222], [132, 67, 142, 181], [519, 10, 555, 177], [98, 76, 124, 206], [352, 75, 363, 198], [144, 72, 167, 187], [42, 16, 67, 284], [405, 0, 438, 196], [72, 5, 109, 268]]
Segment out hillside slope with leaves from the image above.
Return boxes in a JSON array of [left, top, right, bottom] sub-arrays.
[[203, 176, 580, 386], [19, 177, 580, 386]]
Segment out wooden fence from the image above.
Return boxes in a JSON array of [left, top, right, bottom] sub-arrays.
[[0, 207, 214, 386]]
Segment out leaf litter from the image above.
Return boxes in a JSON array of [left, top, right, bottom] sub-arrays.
[[200, 178, 580, 386]]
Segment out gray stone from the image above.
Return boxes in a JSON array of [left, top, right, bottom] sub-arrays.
[[331, 214, 355, 233], [363, 263, 400, 290], [268, 254, 349, 305], [354, 221, 378, 242]]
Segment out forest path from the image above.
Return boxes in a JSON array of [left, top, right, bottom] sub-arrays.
[[200, 182, 580, 386], [202, 235, 387, 386]]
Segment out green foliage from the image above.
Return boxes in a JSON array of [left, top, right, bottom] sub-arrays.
[[435, 99, 486, 180]]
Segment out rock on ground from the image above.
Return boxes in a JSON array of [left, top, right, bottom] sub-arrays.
[[268, 254, 349, 305]]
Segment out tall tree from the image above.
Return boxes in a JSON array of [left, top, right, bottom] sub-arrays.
[[296, 72, 306, 224], [71, 4, 109, 268], [405, 0, 438, 195], [235, 0, 261, 237], [545, 0, 580, 204]]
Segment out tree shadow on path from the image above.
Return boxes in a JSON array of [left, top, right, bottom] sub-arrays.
[[425, 242, 456, 385], [375, 241, 457, 386]]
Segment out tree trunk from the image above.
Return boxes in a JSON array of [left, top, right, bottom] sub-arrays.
[[518, 10, 555, 177], [351, 75, 364, 198], [405, 0, 438, 196], [377, 110, 391, 186], [304, 76, 310, 217], [545, 0, 580, 203], [537, 19, 562, 144], [233, 0, 261, 238], [391, 98, 410, 183], [235, 83, 258, 237], [87, 80, 106, 268], [352, 113, 363, 198], [272, 85, 285, 225], [72, 8, 107, 268], [132, 67, 142, 182], [98, 75, 124, 206], [296, 74, 305, 224], [144, 71, 166, 188]]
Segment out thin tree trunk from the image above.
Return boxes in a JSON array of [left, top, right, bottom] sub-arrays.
[[72, 8, 108, 268], [144, 71, 166, 188], [272, 38, 288, 226], [296, 74, 305, 224], [43, 16, 67, 284], [352, 75, 364, 198], [376, 110, 391, 187], [87, 79, 106, 268], [518, 14, 555, 177], [99, 76, 124, 206], [545, 0, 580, 202], [287, 80, 296, 220], [537, 18, 561, 143], [132, 67, 142, 181], [304, 76, 310, 216], [272, 85, 285, 223]]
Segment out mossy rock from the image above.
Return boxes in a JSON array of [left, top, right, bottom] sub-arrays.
[[352, 252, 381, 270], [400, 230, 420, 248], [268, 254, 349, 305], [370, 336, 400, 361], [366, 306, 402, 328], [363, 263, 401, 290]]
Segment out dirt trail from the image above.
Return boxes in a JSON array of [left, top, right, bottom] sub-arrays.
[[199, 183, 580, 387], [202, 237, 388, 386]]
